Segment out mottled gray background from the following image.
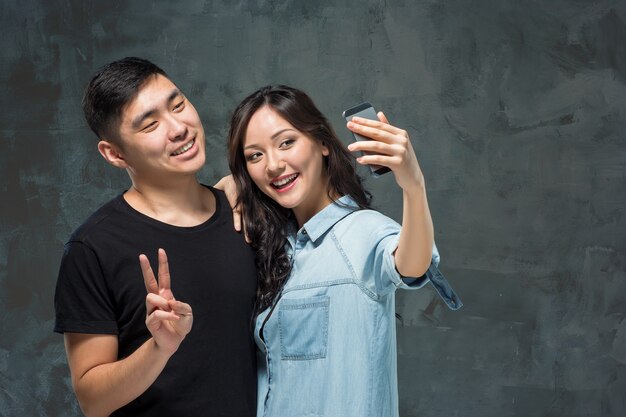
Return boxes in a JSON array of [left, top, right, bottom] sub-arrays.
[[1, 0, 624, 416]]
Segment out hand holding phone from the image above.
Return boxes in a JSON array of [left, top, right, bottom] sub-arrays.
[[343, 103, 426, 194], [342, 102, 391, 176]]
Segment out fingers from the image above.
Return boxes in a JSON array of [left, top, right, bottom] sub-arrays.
[[243, 222, 251, 244], [148, 309, 181, 323], [354, 154, 403, 169], [213, 175, 229, 191], [145, 309, 182, 333], [347, 115, 407, 140], [146, 292, 171, 315], [169, 299, 193, 317], [140, 249, 174, 301], [232, 204, 242, 232], [240, 211, 251, 244], [347, 110, 413, 170], [145, 299, 193, 339], [348, 139, 403, 155], [234, 205, 251, 243], [215, 175, 243, 232], [157, 249, 172, 296], [145, 297, 192, 325], [140, 254, 159, 295]]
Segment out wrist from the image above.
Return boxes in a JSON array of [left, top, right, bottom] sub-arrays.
[[150, 337, 178, 359], [402, 180, 426, 199]]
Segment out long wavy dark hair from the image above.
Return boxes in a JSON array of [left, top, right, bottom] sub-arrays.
[[228, 85, 371, 312]]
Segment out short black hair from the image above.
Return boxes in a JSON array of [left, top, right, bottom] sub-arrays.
[[82, 57, 168, 141]]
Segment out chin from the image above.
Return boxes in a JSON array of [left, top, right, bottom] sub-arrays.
[[275, 197, 302, 210], [262, 190, 290, 208], [190, 154, 206, 170]]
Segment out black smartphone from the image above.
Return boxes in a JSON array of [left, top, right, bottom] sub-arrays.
[[342, 102, 391, 176]]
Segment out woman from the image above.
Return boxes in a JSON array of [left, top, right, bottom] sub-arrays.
[[228, 85, 461, 417]]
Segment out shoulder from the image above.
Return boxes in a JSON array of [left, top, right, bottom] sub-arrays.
[[331, 208, 400, 247], [67, 194, 129, 244], [206, 184, 226, 199], [335, 208, 399, 234], [201, 184, 229, 216]]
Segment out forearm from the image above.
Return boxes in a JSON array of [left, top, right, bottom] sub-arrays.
[[394, 184, 434, 277], [73, 338, 171, 417], [345, 113, 436, 277]]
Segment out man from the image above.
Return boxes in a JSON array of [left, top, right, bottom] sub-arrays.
[[54, 57, 257, 416]]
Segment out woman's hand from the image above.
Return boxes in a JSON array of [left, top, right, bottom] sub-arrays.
[[346, 112, 425, 194], [214, 175, 243, 232], [214, 175, 249, 242], [347, 111, 434, 277]]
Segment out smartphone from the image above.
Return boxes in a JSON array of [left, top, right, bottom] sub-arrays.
[[342, 102, 391, 176]]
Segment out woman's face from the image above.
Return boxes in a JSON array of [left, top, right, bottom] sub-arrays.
[[242, 105, 332, 226]]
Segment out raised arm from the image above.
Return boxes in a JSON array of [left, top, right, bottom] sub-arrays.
[[347, 113, 434, 277], [64, 249, 193, 417]]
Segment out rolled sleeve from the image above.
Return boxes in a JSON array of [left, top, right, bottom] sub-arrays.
[[394, 240, 439, 289], [384, 238, 463, 310]]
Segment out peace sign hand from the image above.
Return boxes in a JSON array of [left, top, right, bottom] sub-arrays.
[[139, 248, 193, 356]]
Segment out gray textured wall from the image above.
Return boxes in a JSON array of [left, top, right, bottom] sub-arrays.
[[1, 0, 625, 416]]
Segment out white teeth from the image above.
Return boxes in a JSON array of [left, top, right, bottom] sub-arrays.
[[272, 174, 298, 188], [172, 139, 194, 156]]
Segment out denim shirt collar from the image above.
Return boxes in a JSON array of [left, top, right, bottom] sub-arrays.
[[287, 196, 358, 246]]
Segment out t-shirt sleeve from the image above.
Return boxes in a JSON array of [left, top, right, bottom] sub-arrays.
[[54, 240, 118, 334]]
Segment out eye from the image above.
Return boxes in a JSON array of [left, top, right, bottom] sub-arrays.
[[279, 138, 296, 148], [173, 98, 186, 112], [245, 152, 262, 162], [141, 121, 158, 132]]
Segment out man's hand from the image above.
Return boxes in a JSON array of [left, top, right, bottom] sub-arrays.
[[140, 248, 193, 356]]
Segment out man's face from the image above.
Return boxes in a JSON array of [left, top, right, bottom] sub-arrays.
[[113, 74, 206, 184]]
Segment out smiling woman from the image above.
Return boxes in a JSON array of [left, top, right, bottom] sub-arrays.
[[227, 85, 461, 417], [243, 105, 333, 225]]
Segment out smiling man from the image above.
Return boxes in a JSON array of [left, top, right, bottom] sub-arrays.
[[54, 57, 257, 417]]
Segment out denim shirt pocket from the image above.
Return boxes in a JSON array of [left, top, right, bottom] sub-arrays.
[[278, 295, 330, 360]]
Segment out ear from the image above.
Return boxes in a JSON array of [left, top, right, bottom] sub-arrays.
[[321, 142, 330, 157], [97, 140, 128, 169]]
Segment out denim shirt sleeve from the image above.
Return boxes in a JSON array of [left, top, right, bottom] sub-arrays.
[[375, 221, 463, 311]]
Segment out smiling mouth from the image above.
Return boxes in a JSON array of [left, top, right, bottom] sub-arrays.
[[271, 173, 298, 190], [171, 138, 195, 156]]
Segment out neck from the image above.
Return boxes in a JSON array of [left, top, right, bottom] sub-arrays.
[[293, 196, 335, 228], [124, 175, 214, 227]]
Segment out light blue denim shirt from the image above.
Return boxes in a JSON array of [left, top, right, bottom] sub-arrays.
[[254, 196, 461, 417]]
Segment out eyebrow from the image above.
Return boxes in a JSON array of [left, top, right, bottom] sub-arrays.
[[243, 129, 296, 150], [131, 89, 183, 130]]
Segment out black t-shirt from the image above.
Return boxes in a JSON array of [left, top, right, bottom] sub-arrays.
[[54, 186, 257, 417]]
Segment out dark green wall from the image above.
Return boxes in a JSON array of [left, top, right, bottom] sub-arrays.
[[1, 1, 625, 416]]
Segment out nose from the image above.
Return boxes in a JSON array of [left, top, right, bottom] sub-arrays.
[[265, 151, 285, 176], [167, 114, 187, 141]]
